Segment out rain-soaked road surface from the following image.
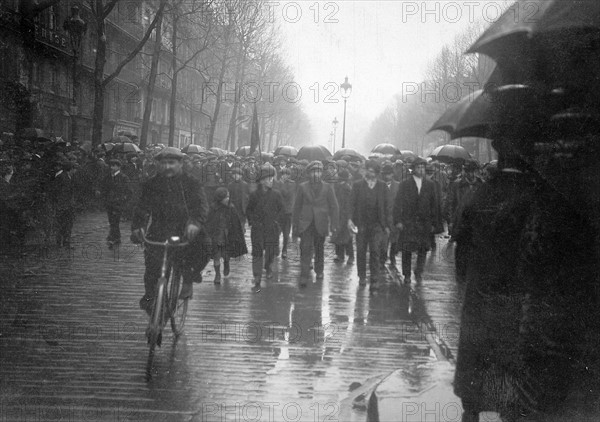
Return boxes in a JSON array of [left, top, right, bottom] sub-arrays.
[[0, 212, 453, 421]]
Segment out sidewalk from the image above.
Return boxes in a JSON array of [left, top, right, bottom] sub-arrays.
[[365, 236, 468, 422]]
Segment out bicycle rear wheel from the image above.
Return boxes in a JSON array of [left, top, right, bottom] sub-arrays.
[[169, 265, 188, 336]]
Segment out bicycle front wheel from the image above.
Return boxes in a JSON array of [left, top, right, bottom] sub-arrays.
[[169, 265, 188, 336]]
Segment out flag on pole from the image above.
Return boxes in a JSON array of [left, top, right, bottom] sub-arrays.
[[249, 104, 261, 162]]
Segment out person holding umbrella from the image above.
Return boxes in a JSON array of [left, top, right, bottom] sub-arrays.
[[293, 161, 339, 284]]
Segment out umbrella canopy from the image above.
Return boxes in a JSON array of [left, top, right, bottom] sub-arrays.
[[297, 145, 332, 162], [79, 141, 92, 153], [235, 146, 251, 156], [112, 142, 141, 154], [110, 135, 132, 143], [332, 148, 365, 161], [399, 150, 418, 161], [102, 142, 115, 152], [429, 85, 570, 140], [429, 145, 472, 163], [468, 0, 600, 59], [181, 144, 206, 154], [273, 145, 298, 157], [467, 0, 600, 96], [371, 143, 401, 155], [209, 147, 227, 156]]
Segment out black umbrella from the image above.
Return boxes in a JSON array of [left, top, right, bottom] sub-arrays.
[[235, 146, 251, 157], [467, 0, 600, 97], [429, 145, 471, 163], [371, 143, 400, 155], [112, 142, 141, 154], [182, 144, 206, 154], [332, 148, 365, 161], [273, 145, 298, 157], [296, 145, 332, 161]]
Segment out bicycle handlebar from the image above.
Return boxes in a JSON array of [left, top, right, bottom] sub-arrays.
[[138, 230, 190, 248]]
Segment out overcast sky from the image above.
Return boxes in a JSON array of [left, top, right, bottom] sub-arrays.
[[276, 0, 510, 153]]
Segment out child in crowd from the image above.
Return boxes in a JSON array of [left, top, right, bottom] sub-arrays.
[[206, 187, 247, 284]]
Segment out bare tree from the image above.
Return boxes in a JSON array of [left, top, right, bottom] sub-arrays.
[[89, 0, 167, 147]]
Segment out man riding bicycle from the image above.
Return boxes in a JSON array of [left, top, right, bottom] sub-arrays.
[[131, 147, 209, 315]]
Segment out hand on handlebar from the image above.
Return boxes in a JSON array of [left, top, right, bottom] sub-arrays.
[[184, 223, 201, 241], [131, 229, 144, 244]]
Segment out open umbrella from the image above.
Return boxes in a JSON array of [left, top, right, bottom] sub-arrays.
[[429, 85, 569, 140], [467, 0, 600, 96], [332, 148, 365, 161], [112, 142, 141, 154], [209, 147, 227, 156], [371, 143, 400, 155], [235, 146, 251, 157], [429, 145, 471, 163], [102, 142, 115, 152], [297, 145, 332, 161], [273, 145, 298, 157], [400, 150, 418, 161], [182, 144, 206, 154]]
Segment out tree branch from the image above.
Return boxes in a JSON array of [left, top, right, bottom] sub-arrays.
[[102, 0, 167, 87]]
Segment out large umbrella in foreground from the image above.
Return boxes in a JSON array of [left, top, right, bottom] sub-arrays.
[[296, 145, 332, 161], [273, 145, 298, 157], [429, 85, 569, 140], [371, 143, 400, 155], [332, 148, 365, 161], [429, 145, 471, 163]]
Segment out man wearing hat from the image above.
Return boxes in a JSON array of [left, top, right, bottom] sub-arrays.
[[101, 158, 132, 249], [447, 159, 483, 238], [273, 166, 296, 259], [380, 163, 400, 270], [293, 160, 339, 283], [132, 147, 209, 314], [393, 157, 437, 283], [349, 160, 392, 290], [246, 163, 284, 287]]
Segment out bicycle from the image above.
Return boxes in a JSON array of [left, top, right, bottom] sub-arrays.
[[139, 230, 190, 373]]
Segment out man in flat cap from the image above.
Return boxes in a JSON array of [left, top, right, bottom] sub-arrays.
[[293, 160, 339, 283], [246, 163, 284, 287], [349, 160, 392, 290], [50, 160, 79, 248], [227, 165, 249, 229], [393, 157, 437, 284], [132, 147, 209, 314]]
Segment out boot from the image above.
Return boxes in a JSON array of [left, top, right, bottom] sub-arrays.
[[213, 264, 221, 284], [223, 260, 230, 276]]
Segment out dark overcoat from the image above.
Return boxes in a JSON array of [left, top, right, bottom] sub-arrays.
[[393, 176, 436, 251], [246, 185, 284, 253], [330, 182, 353, 244], [293, 181, 339, 237]]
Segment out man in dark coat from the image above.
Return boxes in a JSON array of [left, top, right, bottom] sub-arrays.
[[132, 147, 209, 311], [101, 159, 132, 249], [51, 161, 78, 248], [393, 157, 437, 283], [331, 169, 354, 264], [293, 161, 339, 283], [380, 163, 400, 270], [349, 160, 392, 290], [246, 164, 284, 287], [273, 167, 297, 259]]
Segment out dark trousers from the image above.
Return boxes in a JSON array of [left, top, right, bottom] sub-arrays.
[[213, 244, 229, 264], [280, 213, 292, 253], [335, 240, 354, 260], [381, 235, 400, 266], [106, 206, 122, 243], [356, 225, 384, 280], [299, 222, 325, 277], [251, 226, 278, 277], [401, 247, 427, 278], [55, 208, 75, 246]]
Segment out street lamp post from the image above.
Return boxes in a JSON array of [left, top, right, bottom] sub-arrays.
[[63, 6, 87, 143], [332, 117, 338, 153], [340, 76, 352, 149]]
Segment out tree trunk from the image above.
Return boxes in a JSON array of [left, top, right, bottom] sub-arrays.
[[225, 46, 246, 151], [208, 24, 232, 149], [140, 8, 163, 148], [91, 11, 107, 147], [167, 13, 179, 147]]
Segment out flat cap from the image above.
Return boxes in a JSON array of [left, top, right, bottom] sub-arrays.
[[155, 146, 184, 160], [305, 160, 324, 172]]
